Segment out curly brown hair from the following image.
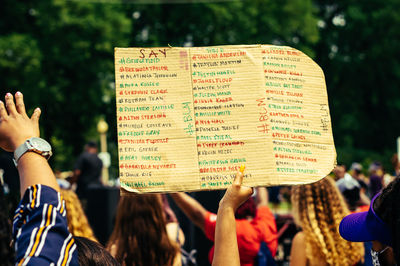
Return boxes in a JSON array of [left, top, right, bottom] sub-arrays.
[[291, 177, 364, 265], [106, 194, 179, 266]]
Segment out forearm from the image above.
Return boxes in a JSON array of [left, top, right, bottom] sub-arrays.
[[256, 187, 268, 206], [212, 205, 240, 266], [170, 192, 207, 230], [17, 152, 59, 197], [212, 168, 252, 266]]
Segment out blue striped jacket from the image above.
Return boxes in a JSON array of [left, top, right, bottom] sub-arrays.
[[13, 184, 78, 265]]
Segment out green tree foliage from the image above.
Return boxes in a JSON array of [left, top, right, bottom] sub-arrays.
[[128, 0, 319, 55], [2, 0, 398, 173], [0, 0, 131, 170], [0, 0, 320, 173], [314, 0, 400, 169]]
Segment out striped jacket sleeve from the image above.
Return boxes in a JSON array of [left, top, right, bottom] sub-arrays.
[[12, 184, 78, 266]]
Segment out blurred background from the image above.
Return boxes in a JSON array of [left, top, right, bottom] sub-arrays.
[[1, 1, 400, 265], [1, 0, 400, 175]]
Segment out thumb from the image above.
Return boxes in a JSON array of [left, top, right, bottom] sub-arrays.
[[233, 165, 245, 186]]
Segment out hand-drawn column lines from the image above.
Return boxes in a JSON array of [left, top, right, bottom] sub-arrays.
[[186, 48, 203, 188]]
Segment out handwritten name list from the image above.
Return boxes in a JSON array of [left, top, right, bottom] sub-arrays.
[[115, 45, 336, 193]]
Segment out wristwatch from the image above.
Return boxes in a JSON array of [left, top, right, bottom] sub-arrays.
[[13, 137, 52, 166]]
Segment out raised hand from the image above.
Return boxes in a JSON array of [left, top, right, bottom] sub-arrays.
[[212, 166, 254, 266], [0, 92, 41, 151], [219, 165, 254, 211]]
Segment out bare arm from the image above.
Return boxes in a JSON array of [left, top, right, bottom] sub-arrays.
[[255, 186, 269, 207], [17, 152, 60, 196], [170, 192, 207, 231], [290, 232, 307, 266], [212, 166, 253, 266], [0, 92, 59, 197], [213, 204, 238, 266]]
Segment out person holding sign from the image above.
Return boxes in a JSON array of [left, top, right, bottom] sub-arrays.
[[0, 92, 118, 265], [171, 180, 277, 265], [212, 166, 254, 266]]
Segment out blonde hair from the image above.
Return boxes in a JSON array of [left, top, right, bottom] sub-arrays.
[[291, 177, 363, 266], [61, 189, 97, 242]]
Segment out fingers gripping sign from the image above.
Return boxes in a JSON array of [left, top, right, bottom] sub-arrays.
[[0, 92, 41, 152], [220, 165, 254, 211]]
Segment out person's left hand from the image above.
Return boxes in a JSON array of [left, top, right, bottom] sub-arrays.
[[0, 92, 41, 152], [219, 166, 253, 211]]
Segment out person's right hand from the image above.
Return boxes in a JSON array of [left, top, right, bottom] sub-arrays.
[[219, 166, 254, 211], [0, 92, 41, 152]]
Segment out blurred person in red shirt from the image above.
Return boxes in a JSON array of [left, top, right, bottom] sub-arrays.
[[171, 187, 277, 266]]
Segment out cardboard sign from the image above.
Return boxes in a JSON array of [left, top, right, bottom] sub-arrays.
[[115, 45, 336, 193]]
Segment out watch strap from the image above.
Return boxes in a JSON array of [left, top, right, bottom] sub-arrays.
[[13, 138, 52, 166], [14, 141, 30, 163]]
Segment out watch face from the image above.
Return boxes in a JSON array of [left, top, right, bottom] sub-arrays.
[[30, 137, 52, 151]]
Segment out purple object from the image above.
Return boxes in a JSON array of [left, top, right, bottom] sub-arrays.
[[339, 192, 392, 246]]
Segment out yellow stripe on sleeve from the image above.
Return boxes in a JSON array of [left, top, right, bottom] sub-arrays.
[[28, 205, 53, 257], [30, 185, 37, 209], [61, 238, 75, 266]]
